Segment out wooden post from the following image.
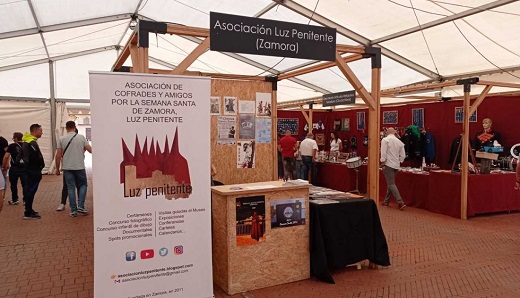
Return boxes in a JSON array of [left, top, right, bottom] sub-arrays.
[[368, 68, 381, 200], [272, 88, 278, 180], [460, 90, 470, 220]]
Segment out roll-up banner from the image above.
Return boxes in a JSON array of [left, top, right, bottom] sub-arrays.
[[90, 72, 213, 298]]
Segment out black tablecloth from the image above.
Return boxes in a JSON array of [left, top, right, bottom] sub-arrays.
[[310, 198, 390, 283]]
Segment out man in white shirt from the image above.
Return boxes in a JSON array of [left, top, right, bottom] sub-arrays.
[[299, 133, 318, 183], [380, 128, 406, 210]]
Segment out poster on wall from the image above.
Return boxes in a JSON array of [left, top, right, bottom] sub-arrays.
[[236, 196, 266, 246], [383, 111, 398, 125], [357, 112, 365, 130], [223, 96, 237, 115], [238, 114, 255, 139], [85, 127, 92, 141], [412, 108, 424, 128], [333, 119, 341, 131], [277, 118, 299, 135], [341, 118, 350, 131], [455, 107, 478, 123], [89, 72, 213, 298], [210, 96, 220, 115], [237, 140, 255, 168], [256, 92, 272, 117], [270, 198, 305, 229], [238, 100, 255, 114], [217, 116, 236, 145], [256, 118, 272, 144]]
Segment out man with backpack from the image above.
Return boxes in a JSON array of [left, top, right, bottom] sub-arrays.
[[2, 132, 28, 205], [21, 124, 45, 219], [55, 121, 92, 217]]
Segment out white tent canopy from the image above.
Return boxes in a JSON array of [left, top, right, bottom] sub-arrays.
[[1, 0, 520, 105]]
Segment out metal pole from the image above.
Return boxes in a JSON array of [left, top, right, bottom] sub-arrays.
[[49, 61, 57, 155]]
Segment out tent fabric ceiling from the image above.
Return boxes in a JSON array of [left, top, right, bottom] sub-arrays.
[[0, 0, 519, 105]]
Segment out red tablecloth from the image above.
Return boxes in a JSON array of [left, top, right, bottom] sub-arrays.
[[379, 171, 520, 218], [315, 162, 367, 193], [378, 170, 429, 209]]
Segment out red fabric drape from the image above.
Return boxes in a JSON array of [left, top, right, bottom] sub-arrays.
[[278, 96, 520, 169]]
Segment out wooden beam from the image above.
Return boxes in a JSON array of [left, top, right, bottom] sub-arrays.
[[334, 51, 375, 110], [279, 54, 363, 80], [477, 80, 520, 89], [299, 106, 310, 126], [112, 31, 137, 70], [128, 67, 266, 80], [468, 85, 492, 115], [368, 67, 381, 200], [170, 37, 210, 75], [381, 81, 456, 97], [135, 47, 149, 73], [460, 91, 470, 220], [129, 43, 138, 71], [335, 44, 366, 54], [166, 24, 209, 37]]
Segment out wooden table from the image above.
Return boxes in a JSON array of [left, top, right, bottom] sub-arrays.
[[211, 181, 310, 294]]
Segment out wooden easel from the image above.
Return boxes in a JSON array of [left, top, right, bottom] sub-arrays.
[[451, 135, 479, 173]]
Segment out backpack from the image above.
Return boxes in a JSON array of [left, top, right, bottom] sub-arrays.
[[13, 142, 29, 168]]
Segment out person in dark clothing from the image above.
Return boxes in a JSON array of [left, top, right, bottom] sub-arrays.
[[2, 132, 27, 205], [21, 124, 45, 220], [0, 134, 8, 202]]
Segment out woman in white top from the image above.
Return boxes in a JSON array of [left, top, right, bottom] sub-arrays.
[[330, 131, 343, 153]]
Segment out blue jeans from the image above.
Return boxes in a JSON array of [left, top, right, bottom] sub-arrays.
[[64, 169, 87, 212], [301, 156, 316, 183]]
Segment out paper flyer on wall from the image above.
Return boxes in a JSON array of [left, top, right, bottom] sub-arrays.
[[238, 100, 255, 114], [238, 114, 255, 139], [223, 96, 237, 115], [217, 116, 236, 145], [237, 140, 255, 168], [210, 96, 220, 115], [256, 92, 272, 117], [89, 72, 213, 298], [255, 118, 272, 144]]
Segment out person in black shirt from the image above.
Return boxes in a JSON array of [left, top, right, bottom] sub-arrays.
[[2, 132, 27, 205], [21, 124, 45, 220], [0, 134, 7, 202]]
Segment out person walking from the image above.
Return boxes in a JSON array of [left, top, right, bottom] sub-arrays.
[[2, 132, 28, 205], [55, 121, 92, 217], [381, 127, 406, 210], [22, 124, 45, 219], [299, 133, 318, 183]]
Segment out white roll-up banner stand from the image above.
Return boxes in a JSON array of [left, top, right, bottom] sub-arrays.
[[90, 72, 213, 298]]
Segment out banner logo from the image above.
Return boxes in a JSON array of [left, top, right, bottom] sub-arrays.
[[121, 128, 193, 200]]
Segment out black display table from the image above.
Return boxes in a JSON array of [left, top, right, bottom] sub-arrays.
[[310, 198, 390, 283]]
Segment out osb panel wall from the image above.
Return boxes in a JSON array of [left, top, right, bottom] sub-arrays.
[[211, 192, 229, 291], [211, 79, 274, 185], [221, 188, 310, 295]]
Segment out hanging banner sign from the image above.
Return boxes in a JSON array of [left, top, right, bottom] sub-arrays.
[[90, 72, 213, 298], [322, 90, 356, 107], [210, 12, 336, 61]]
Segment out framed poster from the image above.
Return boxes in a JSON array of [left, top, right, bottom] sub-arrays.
[[315, 133, 325, 146], [357, 112, 365, 130], [383, 111, 398, 125], [277, 118, 299, 135], [412, 108, 424, 128], [341, 118, 350, 131], [455, 107, 478, 123]]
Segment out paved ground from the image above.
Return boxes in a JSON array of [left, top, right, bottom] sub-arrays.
[[1, 174, 520, 298]]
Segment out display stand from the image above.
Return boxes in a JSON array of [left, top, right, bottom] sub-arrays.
[[211, 181, 310, 295], [451, 134, 479, 173]]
